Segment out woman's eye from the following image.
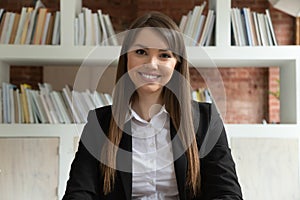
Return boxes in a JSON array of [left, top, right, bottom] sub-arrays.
[[160, 53, 172, 58], [135, 49, 146, 55]]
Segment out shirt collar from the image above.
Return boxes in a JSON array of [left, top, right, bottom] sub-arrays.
[[125, 103, 168, 124]]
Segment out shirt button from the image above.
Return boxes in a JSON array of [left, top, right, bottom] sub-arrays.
[[150, 142, 155, 147]]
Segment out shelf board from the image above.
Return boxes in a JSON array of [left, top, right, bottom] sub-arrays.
[[0, 123, 299, 137], [225, 124, 300, 138], [0, 45, 121, 66], [0, 45, 299, 67], [187, 45, 300, 67], [0, 124, 84, 137]]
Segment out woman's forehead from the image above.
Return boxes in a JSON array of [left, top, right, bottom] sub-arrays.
[[131, 27, 169, 50]]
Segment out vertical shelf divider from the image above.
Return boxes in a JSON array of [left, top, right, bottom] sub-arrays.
[[60, 0, 82, 47], [0, 61, 10, 84], [209, 0, 231, 47], [280, 60, 297, 124]]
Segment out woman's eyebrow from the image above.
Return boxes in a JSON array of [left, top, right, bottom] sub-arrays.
[[131, 43, 171, 51]]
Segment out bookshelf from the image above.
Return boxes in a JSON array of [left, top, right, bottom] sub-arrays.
[[0, 0, 300, 199]]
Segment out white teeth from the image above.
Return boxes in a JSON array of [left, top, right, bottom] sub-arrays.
[[141, 73, 159, 79]]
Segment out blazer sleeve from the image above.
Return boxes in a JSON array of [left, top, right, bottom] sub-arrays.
[[62, 110, 104, 200], [197, 103, 243, 200], [62, 141, 100, 200]]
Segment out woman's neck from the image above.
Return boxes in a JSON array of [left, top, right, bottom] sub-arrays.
[[132, 92, 163, 122]]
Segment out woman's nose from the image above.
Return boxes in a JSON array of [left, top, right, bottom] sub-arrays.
[[147, 55, 159, 68]]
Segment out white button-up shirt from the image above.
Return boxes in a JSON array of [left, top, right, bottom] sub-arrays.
[[126, 105, 180, 200]]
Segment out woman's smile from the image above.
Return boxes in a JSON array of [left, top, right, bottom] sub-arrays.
[[138, 71, 162, 82]]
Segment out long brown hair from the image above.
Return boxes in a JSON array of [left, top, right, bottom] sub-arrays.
[[101, 11, 201, 196]]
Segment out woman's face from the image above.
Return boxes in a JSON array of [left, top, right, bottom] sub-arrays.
[[127, 28, 177, 96]]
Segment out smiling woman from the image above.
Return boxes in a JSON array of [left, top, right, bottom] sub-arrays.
[[63, 11, 243, 200], [127, 28, 178, 119]]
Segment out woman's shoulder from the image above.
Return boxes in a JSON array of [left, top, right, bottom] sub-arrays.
[[84, 105, 112, 129], [93, 105, 112, 120], [191, 100, 212, 120]]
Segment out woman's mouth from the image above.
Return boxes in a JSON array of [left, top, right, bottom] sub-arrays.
[[138, 72, 161, 81]]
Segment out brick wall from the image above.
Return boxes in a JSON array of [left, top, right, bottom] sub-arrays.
[[3, 0, 293, 123]]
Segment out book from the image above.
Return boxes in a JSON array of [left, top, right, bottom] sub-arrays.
[[62, 85, 81, 123], [74, 17, 79, 45], [0, 8, 4, 21], [252, 12, 262, 46], [20, 83, 32, 123], [193, 15, 205, 46], [41, 12, 51, 45], [179, 15, 188, 32], [44, 92, 59, 123], [4, 13, 16, 44], [257, 13, 269, 46], [2, 83, 8, 123], [198, 10, 214, 46], [242, 8, 253, 46], [190, 2, 207, 46], [20, 7, 34, 44], [9, 13, 20, 44], [51, 11, 60, 45], [72, 91, 87, 123], [93, 13, 101, 45], [0, 12, 11, 44], [77, 12, 85, 45], [264, 14, 273, 46], [182, 11, 192, 44], [31, 90, 49, 123], [25, 0, 45, 44], [83, 7, 92, 46], [103, 14, 118, 45], [231, 8, 239, 45], [15, 88, 22, 123], [103, 14, 115, 45], [40, 93, 52, 123], [265, 9, 277, 46], [14, 7, 27, 44], [33, 8, 48, 44], [97, 9, 108, 45], [93, 91, 106, 108], [52, 91, 71, 123], [2, 82, 17, 123], [247, 8, 258, 46], [45, 13, 54, 45], [204, 13, 215, 46]]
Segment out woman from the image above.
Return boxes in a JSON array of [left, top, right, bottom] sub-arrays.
[[63, 11, 243, 200]]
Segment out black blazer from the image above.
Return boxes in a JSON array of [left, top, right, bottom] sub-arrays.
[[63, 102, 243, 200]]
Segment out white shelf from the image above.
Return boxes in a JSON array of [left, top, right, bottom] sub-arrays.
[[0, 45, 299, 67], [188, 46, 300, 67], [0, 45, 121, 66], [1, 123, 299, 138], [226, 124, 300, 138], [0, 123, 84, 137]]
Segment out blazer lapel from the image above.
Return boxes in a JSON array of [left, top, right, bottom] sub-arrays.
[[170, 121, 187, 200], [116, 121, 132, 200]]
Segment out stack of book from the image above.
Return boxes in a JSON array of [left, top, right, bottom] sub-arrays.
[[0, 0, 60, 45], [179, 1, 216, 46], [192, 87, 212, 103], [231, 8, 277, 46], [74, 8, 118, 46], [0, 82, 112, 124]]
